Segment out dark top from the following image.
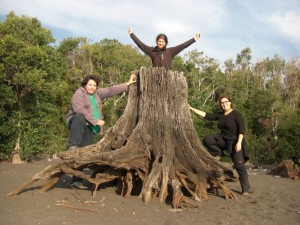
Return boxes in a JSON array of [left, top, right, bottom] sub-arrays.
[[204, 110, 245, 139], [66, 83, 127, 126], [205, 110, 249, 160], [130, 33, 196, 69]]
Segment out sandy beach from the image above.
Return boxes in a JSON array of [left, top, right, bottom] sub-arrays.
[[0, 159, 299, 225]]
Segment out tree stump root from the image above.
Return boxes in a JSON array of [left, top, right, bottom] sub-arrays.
[[8, 68, 238, 208]]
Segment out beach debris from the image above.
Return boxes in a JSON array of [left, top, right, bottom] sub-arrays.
[[12, 153, 26, 164], [268, 160, 300, 180], [83, 200, 98, 205], [56, 200, 96, 213], [168, 208, 183, 212]]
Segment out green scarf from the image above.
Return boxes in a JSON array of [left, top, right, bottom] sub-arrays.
[[88, 94, 100, 134]]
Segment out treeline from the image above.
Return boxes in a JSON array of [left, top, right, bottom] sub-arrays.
[[0, 12, 299, 164]]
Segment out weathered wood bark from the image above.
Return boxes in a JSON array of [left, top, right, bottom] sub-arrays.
[[8, 67, 238, 208], [268, 160, 300, 180]]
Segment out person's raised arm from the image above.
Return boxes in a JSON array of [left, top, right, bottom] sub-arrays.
[[194, 33, 201, 41], [128, 27, 133, 35], [169, 32, 201, 57], [128, 28, 152, 55], [189, 105, 206, 118]]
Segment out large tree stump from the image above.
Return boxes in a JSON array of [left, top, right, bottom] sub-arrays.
[[8, 67, 238, 208]]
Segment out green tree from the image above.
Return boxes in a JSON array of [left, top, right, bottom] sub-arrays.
[[275, 109, 300, 162], [284, 58, 300, 110], [0, 12, 67, 160], [58, 37, 149, 136]]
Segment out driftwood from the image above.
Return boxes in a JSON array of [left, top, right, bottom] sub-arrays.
[[8, 67, 238, 208], [268, 160, 300, 180]]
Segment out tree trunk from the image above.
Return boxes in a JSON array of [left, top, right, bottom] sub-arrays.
[[8, 67, 238, 208]]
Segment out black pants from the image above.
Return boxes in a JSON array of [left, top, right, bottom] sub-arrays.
[[66, 113, 94, 149], [203, 134, 251, 193], [67, 113, 94, 183]]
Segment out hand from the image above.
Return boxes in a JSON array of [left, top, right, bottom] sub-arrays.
[[235, 142, 242, 152], [97, 120, 105, 126], [128, 27, 133, 35], [189, 106, 206, 117], [127, 74, 137, 86], [194, 33, 201, 41]]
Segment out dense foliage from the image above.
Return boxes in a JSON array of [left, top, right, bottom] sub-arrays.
[[1, 12, 299, 164]]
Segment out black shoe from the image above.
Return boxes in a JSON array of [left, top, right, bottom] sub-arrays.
[[70, 181, 87, 189]]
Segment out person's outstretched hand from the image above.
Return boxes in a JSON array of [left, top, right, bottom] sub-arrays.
[[127, 74, 137, 86], [194, 33, 201, 41], [128, 27, 133, 35]]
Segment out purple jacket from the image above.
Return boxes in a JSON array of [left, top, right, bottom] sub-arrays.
[[130, 33, 196, 68], [66, 83, 127, 126]]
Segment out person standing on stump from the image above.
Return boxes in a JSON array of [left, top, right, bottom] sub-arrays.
[[128, 27, 201, 69], [189, 96, 251, 195]]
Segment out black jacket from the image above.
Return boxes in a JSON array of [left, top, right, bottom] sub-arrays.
[[130, 33, 196, 69], [205, 110, 249, 161]]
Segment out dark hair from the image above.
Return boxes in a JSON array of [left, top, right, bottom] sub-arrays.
[[219, 95, 233, 109], [81, 75, 99, 87], [156, 33, 168, 45]]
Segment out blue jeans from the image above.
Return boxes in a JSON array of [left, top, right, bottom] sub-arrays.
[[66, 113, 95, 183]]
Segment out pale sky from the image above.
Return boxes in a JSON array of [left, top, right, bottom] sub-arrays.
[[1, 0, 299, 65]]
